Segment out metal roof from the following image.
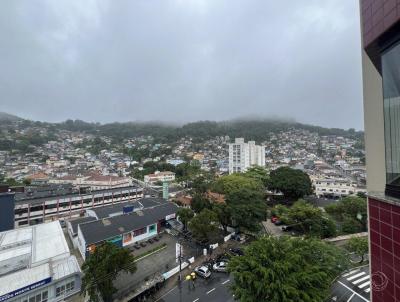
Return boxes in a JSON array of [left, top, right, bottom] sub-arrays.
[[79, 202, 178, 245], [91, 197, 167, 219]]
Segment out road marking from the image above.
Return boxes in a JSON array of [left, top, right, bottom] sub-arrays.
[[352, 275, 369, 284], [347, 272, 365, 281], [193, 299, 199, 302], [358, 281, 370, 289], [347, 293, 355, 302], [154, 286, 178, 302], [222, 279, 230, 285], [343, 269, 360, 277], [206, 288, 216, 294], [337, 281, 369, 302]]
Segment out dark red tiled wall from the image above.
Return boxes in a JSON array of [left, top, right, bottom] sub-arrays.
[[369, 198, 400, 302], [361, 0, 400, 47]]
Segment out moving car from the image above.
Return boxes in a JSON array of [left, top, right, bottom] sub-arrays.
[[194, 266, 211, 278], [213, 261, 228, 273]]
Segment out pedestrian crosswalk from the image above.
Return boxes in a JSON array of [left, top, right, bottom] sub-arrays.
[[343, 268, 371, 294]]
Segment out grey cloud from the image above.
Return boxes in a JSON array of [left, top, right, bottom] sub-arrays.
[[0, 0, 363, 129]]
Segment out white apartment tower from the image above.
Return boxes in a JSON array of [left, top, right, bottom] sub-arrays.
[[229, 138, 266, 174]]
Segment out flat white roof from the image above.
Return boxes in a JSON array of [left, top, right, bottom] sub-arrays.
[[32, 222, 70, 264], [0, 221, 80, 298], [0, 263, 50, 296], [0, 227, 32, 247]]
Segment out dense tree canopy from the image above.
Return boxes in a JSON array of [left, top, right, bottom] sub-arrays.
[[273, 200, 336, 238], [210, 173, 266, 232], [244, 166, 269, 187], [267, 167, 313, 201], [176, 208, 194, 230], [189, 209, 219, 242], [325, 196, 367, 234], [81, 242, 136, 302], [346, 236, 369, 263], [228, 236, 349, 302], [211, 174, 264, 195]]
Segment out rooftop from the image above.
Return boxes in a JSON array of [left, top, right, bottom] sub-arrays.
[[79, 202, 178, 245], [89, 197, 167, 219], [0, 221, 81, 297]]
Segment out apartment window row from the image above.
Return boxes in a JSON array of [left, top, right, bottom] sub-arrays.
[[56, 280, 75, 297], [21, 290, 48, 302]]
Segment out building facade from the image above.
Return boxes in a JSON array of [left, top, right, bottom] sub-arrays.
[[0, 221, 81, 302], [312, 178, 367, 198], [0, 193, 15, 232], [144, 171, 175, 184], [360, 1, 400, 301], [228, 138, 266, 174], [77, 202, 178, 259], [13, 186, 143, 228]]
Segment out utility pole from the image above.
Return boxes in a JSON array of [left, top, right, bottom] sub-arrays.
[[178, 240, 182, 282]]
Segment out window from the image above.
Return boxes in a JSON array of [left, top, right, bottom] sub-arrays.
[[133, 227, 146, 236], [24, 290, 48, 302], [56, 281, 75, 297], [383, 42, 400, 197]]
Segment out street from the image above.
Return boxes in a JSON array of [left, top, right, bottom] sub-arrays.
[[155, 273, 235, 302]]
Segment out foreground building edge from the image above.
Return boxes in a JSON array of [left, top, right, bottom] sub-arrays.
[[360, 0, 400, 301]]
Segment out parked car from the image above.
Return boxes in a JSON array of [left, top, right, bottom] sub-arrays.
[[194, 266, 211, 278], [213, 261, 228, 273], [274, 220, 284, 226], [271, 216, 279, 223], [229, 248, 244, 256]]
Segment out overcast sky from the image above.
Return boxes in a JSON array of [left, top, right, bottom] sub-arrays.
[[0, 0, 363, 129]]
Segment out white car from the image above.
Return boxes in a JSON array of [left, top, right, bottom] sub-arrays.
[[194, 266, 211, 278], [213, 261, 228, 273]]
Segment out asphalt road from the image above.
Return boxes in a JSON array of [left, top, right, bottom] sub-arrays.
[[155, 273, 235, 302], [328, 266, 371, 302]]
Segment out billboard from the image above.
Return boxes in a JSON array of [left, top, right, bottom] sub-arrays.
[[0, 277, 52, 301]]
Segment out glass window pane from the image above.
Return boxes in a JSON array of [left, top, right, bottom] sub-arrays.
[[382, 42, 400, 190]]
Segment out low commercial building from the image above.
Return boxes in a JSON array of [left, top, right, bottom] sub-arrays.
[[13, 185, 143, 228], [67, 198, 167, 248], [144, 171, 175, 184], [312, 178, 366, 198], [49, 174, 131, 191], [0, 221, 81, 302], [77, 202, 178, 259]]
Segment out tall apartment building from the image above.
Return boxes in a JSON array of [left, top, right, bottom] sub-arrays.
[[360, 1, 400, 301], [228, 138, 265, 174]]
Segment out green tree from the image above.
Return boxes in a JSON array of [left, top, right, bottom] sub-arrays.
[[81, 242, 136, 302], [325, 196, 367, 234], [228, 236, 349, 302], [284, 200, 337, 238], [244, 166, 269, 187], [267, 167, 313, 201], [346, 236, 369, 263], [189, 209, 219, 242], [211, 174, 266, 232], [191, 194, 211, 213], [226, 188, 267, 232], [211, 174, 264, 195], [212, 203, 232, 232], [177, 208, 194, 230]]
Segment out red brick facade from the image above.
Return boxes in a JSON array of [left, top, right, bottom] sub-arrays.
[[361, 0, 400, 47], [369, 198, 400, 302]]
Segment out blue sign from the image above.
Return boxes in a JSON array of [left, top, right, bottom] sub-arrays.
[[0, 277, 52, 301]]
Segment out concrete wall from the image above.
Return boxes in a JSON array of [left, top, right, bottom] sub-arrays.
[[362, 49, 386, 193]]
